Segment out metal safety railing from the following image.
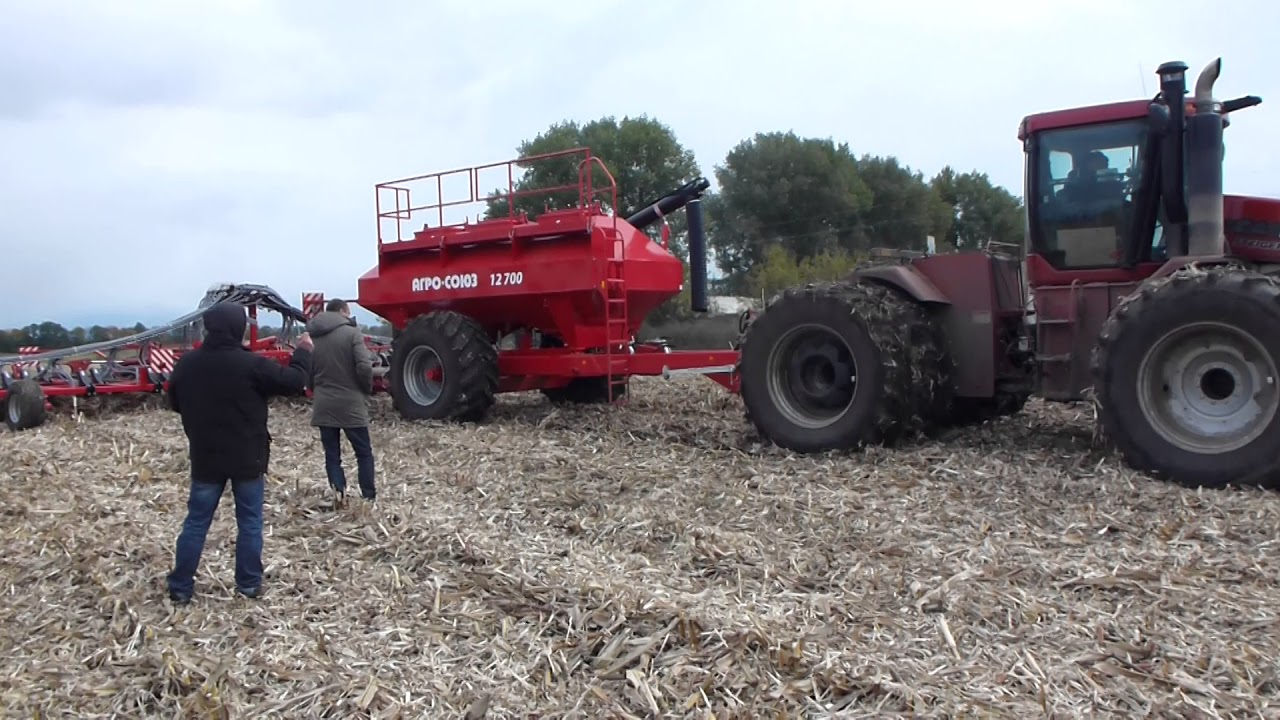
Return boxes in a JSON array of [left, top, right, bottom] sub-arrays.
[[374, 147, 621, 245]]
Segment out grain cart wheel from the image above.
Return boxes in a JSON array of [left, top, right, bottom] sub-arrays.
[[389, 311, 498, 423], [543, 377, 629, 404], [1091, 266, 1280, 488], [534, 334, 628, 404], [737, 280, 949, 453], [4, 379, 47, 432]]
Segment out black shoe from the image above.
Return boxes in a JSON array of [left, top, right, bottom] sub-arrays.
[[169, 590, 192, 606], [238, 585, 263, 599]]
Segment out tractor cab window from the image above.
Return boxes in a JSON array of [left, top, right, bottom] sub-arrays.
[[1030, 119, 1148, 269]]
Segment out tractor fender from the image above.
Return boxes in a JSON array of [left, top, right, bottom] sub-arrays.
[[853, 264, 951, 305]]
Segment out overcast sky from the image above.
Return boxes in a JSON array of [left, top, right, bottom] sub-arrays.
[[2, 0, 1276, 330]]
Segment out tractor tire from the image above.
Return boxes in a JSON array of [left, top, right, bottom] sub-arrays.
[[1091, 266, 1280, 488], [4, 379, 47, 432], [389, 311, 498, 423], [737, 279, 950, 453]]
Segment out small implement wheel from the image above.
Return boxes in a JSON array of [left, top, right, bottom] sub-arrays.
[[1092, 266, 1280, 487], [4, 379, 47, 432], [389, 311, 498, 423]]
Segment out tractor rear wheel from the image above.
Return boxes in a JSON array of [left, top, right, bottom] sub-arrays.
[[1092, 266, 1280, 488], [389, 311, 498, 423], [737, 279, 950, 452], [4, 379, 47, 432]]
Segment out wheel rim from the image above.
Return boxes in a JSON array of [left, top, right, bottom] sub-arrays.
[[6, 399, 17, 425], [403, 346, 444, 406], [765, 323, 857, 430], [1136, 321, 1279, 454]]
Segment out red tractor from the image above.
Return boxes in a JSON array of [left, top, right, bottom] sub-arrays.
[[736, 58, 1280, 488]]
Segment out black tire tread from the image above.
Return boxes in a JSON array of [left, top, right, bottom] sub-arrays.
[[737, 278, 948, 451], [391, 311, 498, 423], [1090, 264, 1280, 487], [4, 379, 47, 432]]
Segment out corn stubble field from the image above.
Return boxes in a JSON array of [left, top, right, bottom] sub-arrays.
[[1, 377, 1279, 718]]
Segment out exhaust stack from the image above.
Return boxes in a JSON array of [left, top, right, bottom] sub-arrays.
[[1185, 58, 1226, 257], [1153, 61, 1189, 255]]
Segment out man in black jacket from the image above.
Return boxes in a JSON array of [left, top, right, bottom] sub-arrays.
[[164, 300, 313, 605]]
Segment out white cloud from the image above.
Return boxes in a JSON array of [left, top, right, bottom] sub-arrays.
[[0, 0, 1276, 328]]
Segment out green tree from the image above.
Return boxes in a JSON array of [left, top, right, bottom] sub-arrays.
[[931, 167, 1025, 252], [745, 245, 868, 299], [705, 132, 872, 293], [852, 154, 953, 252], [35, 322, 71, 348], [483, 115, 703, 258]]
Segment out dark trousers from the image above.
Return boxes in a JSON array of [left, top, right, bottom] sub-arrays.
[[167, 476, 264, 597], [320, 426, 376, 499]]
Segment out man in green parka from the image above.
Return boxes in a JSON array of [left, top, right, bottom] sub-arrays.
[[306, 298, 377, 502]]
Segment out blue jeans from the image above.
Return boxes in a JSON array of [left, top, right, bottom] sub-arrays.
[[320, 426, 376, 499], [166, 476, 265, 597]]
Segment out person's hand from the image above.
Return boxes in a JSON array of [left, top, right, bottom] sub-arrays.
[[296, 332, 313, 351]]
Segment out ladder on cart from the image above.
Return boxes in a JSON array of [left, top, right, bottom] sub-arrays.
[[602, 227, 630, 403]]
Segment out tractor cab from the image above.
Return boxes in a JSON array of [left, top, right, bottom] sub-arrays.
[[1019, 59, 1266, 291], [1014, 59, 1275, 402], [1025, 113, 1154, 271]]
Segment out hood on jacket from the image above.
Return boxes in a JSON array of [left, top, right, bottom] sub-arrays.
[[202, 301, 248, 348], [307, 310, 357, 338]]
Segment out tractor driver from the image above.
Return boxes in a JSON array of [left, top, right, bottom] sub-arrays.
[[1058, 149, 1128, 212]]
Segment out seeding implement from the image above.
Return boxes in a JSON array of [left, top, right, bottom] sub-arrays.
[[0, 284, 392, 432], [357, 149, 737, 422], [737, 58, 1280, 488]]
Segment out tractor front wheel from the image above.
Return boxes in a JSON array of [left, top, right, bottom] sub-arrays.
[[1092, 266, 1280, 488], [390, 311, 498, 423]]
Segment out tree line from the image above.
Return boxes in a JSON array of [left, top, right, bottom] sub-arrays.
[[483, 115, 1024, 320], [0, 322, 149, 354], [4, 114, 1023, 336], [0, 321, 395, 354]]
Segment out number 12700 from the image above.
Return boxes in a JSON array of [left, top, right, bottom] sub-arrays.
[[490, 272, 525, 287]]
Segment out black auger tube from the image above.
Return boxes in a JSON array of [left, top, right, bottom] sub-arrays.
[[625, 176, 713, 313], [686, 197, 709, 313], [625, 177, 711, 230]]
